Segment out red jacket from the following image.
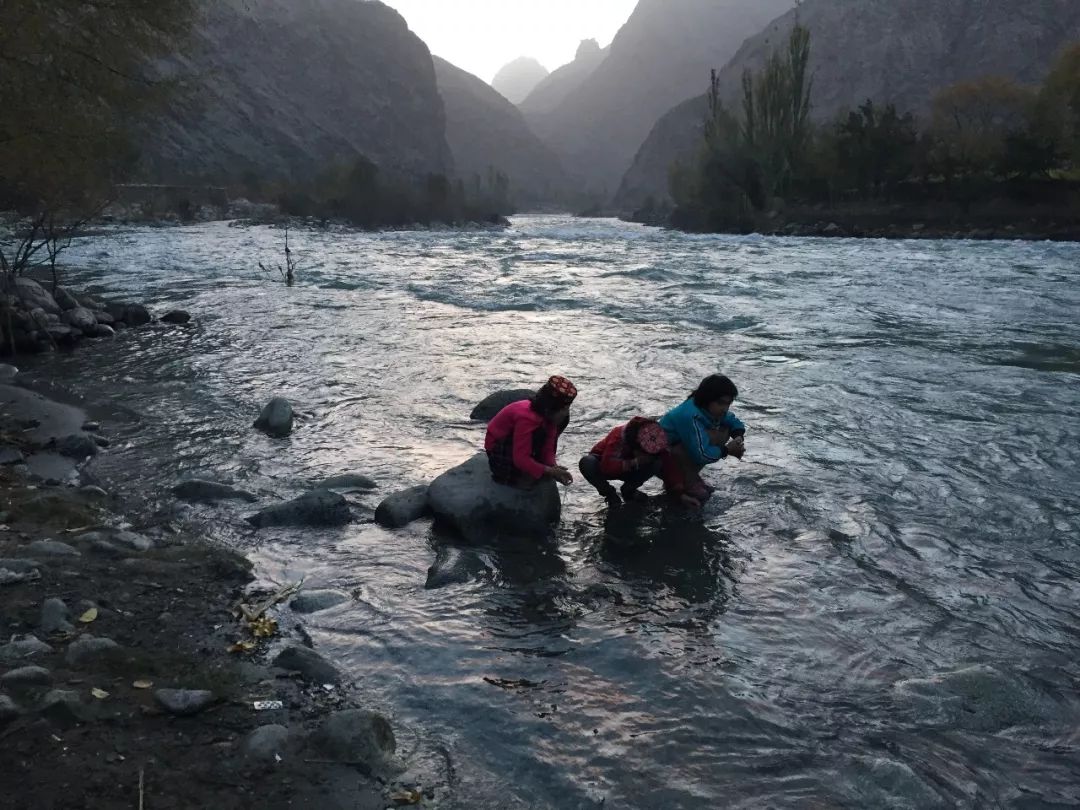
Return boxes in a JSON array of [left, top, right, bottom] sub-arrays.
[[484, 400, 558, 480], [590, 417, 682, 490]]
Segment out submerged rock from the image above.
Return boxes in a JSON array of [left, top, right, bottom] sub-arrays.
[[107, 302, 152, 326], [273, 645, 342, 684], [55, 434, 99, 459], [892, 664, 1051, 732], [246, 489, 350, 528], [427, 453, 561, 543], [844, 755, 947, 809], [253, 397, 294, 438], [161, 310, 191, 325], [310, 710, 400, 776], [374, 485, 431, 529], [424, 545, 491, 589], [469, 388, 534, 421], [315, 473, 377, 491], [171, 478, 257, 503], [289, 590, 350, 614], [77, 529, 153, 552]]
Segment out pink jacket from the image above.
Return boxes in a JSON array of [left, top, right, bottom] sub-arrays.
[[484, 400, 558, 480]]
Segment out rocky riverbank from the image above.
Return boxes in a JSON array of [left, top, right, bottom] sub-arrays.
[[0, 374, 437, 809]]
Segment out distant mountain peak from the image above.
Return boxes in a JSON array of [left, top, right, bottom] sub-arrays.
[[492, 57, 550, 104], [576, 39, 601, 61]]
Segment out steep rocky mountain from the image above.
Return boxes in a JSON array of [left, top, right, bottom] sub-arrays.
[[492, 57, 550, 105], [519, 39, 607, 120], [528, 0, 796, 195], [616, 0, 1080, 210], [137, 0, 452, 187], [433, 57, 568, 207]]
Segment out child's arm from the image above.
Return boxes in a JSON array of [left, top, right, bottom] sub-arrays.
[[724, 411, 746, 439]]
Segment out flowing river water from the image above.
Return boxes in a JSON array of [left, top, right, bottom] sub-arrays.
[[21, 216, 1080, 808]]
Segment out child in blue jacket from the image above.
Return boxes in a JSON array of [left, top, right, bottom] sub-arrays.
[[659, 374, 746, 505]]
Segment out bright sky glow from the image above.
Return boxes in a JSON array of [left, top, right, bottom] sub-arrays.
[[380, 0, 638, 84]]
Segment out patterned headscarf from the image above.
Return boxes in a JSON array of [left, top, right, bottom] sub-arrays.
[[543, 375, 578, 406], [636, 420, 669, 455]]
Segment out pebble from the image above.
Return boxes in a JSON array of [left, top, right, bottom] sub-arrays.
[[65, 636, 120, 667], [1, 666, 53, 686], [25, 539, 82, 558], [154, 688, 215, 716], [40, 598, 74, 635], [242, 724, 292, 761], [0, 637, 53, 664], [40, 689, 85, 726]]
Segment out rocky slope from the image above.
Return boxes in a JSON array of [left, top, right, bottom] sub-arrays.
[[137, 0, 452, 187], [526, 0, 796, 195], [433, 57, 569, 207], [491, 57, 550, 105], [519, 39, 607, 121], [616, 0, 1080, 210]]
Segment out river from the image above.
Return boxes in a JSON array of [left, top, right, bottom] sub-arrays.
[[23, 216, 1080, 808]]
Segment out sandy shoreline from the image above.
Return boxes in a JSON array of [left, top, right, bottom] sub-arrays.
[[0, 370, 435, 809]]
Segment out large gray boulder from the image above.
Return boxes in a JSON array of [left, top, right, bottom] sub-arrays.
[[106, 302, 152, 326], [53, 286, 80, 311], [61, 307, 97, 332], [374, 485, 430, 529], [172, 478, 257, 503], [427, 453, 561, 543], [253, 397, 294, 438], [310, 710, 400, 777], [469, 388, 534, 421], [273, 645, 341, 684], [245, 489, 350, 528], [14, 278, 61, 315]]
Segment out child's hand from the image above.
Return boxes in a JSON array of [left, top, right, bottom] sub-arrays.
[[547, 465, 573, 485], [725, 437, 745, 460], [680, 494, 702, 509], [707, 428, 729, 447]]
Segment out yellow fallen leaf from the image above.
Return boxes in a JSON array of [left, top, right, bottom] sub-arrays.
[[132, 680, 153, 690], [390, 790, 422, 806], [229, 640, 257, 654], [91, 688, 109, 700], [78, 608, 98, 624], [248, 615, 278, 639]]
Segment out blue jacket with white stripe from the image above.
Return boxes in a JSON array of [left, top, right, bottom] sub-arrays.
[[659, 398, 746, 468]]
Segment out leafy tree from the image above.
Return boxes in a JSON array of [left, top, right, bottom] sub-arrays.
[[1035, 43, 1080, 170], [833, 101, 919, 196]]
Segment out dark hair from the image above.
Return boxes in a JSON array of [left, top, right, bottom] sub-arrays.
[[531, 387, 564, 419], [624, 418, 645, 451], [690, 374, 738, 408]]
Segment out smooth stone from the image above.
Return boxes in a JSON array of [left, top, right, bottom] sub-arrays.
[[310, 710, 399, 776], [61, 306, 98, 332], [171, 478, 257, 503], [243, 724, 292, 761], [14, 278, 61, 315], [40, 598, 74, 635], [374, 485, 431, 529], [55, 434, 99, 459], [272, 645, 341, 684], [0, 363, 18, 383], [93, 310, 114, 325], [39, 689, 86, 726], [427, 453, 561, 543], [26, 540, 82, 558], [469, 388, 534, 421], [1, 666, 52, 686], [424, 546, 491, 590], [53, 287, 80, 311], [65, 636, 120, 667], [0, 694, 20, 724], [0, 558, 42, 574], [122, 303, 153, 326], [315, 473, 377, 491], [93, 435, 111, 447], [253, 397, 294, 438], [246, 489, 350, 529], [0, 637, 52, 664], [160, 310, 191, 325], [289, 590, 350, 614], [154, 688, 215, 716], [90, 540, 126, 558], [75, 529, 153, 552]]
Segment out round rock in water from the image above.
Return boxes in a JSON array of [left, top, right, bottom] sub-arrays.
[[427, 453, 561, 543], [311, 710, 400, 776], [154, 688, 215, 716], [253, 397, 294, 438], [161, 310, 191, 325], [374, 485, 431, 529], [289, 590, 350, 614], [61, 307, 98, 332], [171, 478, 258, 503], [424, 545, 491, 590], [315, 473, 377, 491], [469, 388, 534, 421], [55, 434, 99, 459], [246, 489, 350, 528]]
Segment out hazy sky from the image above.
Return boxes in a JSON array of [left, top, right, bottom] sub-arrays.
[[381, 0, 638, 83]]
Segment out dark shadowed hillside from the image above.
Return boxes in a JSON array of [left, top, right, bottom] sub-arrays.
[[528, 0, 796, 195], [433, 57, 569, 207], [137, 0, 452, 187], [616, 0, 1080, 210]]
